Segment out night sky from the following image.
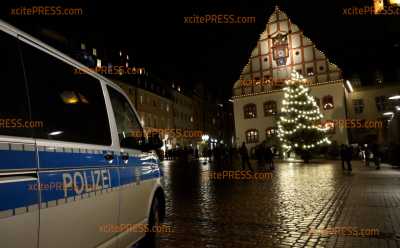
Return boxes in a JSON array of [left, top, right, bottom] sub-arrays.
[[2, 0, 400, 99]]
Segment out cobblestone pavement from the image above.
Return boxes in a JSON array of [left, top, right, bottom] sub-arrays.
[[153, 159, 400, 248]]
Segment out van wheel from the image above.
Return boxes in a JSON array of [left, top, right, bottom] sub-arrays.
[[138, 197, 161, 248]]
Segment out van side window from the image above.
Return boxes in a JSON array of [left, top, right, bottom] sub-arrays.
[[0, 33, 31, 137], [107, 86, 143, 148], [20, 43, 111, 145]]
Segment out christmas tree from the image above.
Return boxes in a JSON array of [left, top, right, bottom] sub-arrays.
[[277, 70, 331, 162]]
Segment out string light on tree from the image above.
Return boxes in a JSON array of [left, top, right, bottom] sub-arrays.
[[277, 70, 331, 161]]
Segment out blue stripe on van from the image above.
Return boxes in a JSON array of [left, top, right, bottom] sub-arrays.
[[38, 151, 117, 168], [0, 150, 161, 213], [120, 154, 161, 181], [0, 150, 36, 170], [119, 166, 137, 186], [39, 168, 120, 202], [141, 164, 162, 181], [0, 180, 38, 212]]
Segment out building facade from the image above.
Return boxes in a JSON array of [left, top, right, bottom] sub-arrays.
[[232, 6, 349, 152], [347, 83, 400, 144], [116, 78, 234, 152]]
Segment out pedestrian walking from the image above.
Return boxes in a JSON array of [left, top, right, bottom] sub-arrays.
[[365, 145, 372, 167], [345, 145, 353, 172], [255, 144, 263, 169], [372, 144, 381, 170], [265, 146, 275, 171], [229, 146, 234, 167], [239, 142, 253, 172], [340, 144, 347, 171]]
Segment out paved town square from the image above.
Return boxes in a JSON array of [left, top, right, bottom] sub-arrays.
[[155, 159, 400, 248]]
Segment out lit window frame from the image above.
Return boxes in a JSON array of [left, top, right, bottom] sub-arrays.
[[322, 95, 334, 110], [244, 103, 257, 119], [263, 101, 277, 116], [246, 129, 259, 143]]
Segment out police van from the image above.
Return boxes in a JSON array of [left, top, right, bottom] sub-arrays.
[[0, 19, 165, 248]]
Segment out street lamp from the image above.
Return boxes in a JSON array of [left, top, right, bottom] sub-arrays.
[[201, 134, 209, 142], [386, 94, 400, 153], [389, 95, 400, 100], [345, 80, 353, 93], [383, 112, 395, 126]]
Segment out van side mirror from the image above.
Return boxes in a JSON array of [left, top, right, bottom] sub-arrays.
[[147, 133, 163, 151], [120, 136, 146, 150]]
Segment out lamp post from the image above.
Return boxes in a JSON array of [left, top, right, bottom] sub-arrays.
[[388, 94, 400, 144]]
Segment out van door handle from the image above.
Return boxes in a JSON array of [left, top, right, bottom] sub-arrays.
[[121, 154, 129, 162], [104, 154, 114, 162]]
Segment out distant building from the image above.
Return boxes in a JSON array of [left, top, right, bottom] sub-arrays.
[[346, 83, 400, 144], [115, 76, 234, 153], [232, 6, 349, 152]]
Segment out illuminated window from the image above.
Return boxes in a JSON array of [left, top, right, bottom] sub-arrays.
[[353, 99, 364, 114], [265, 127, 276, 137], [322, 95, 334, 110], [374, 0, 384, 14], [244, 103, 257, 119], [307, 67, 314, 76], [264, 101, 277, 116], [246, 129, 259, 143]]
